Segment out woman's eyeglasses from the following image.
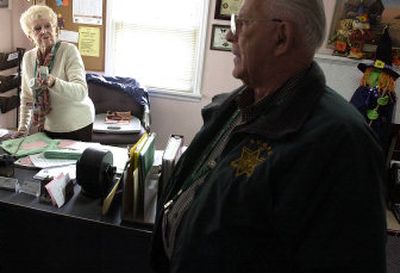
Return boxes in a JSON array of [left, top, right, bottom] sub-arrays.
[[230, 14, 282, 35], [32, 23, 53, 34]]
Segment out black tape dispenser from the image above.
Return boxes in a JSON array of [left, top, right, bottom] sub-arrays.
[[76, 148, 115, 199]]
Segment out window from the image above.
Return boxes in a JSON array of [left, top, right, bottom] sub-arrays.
[[106, 0, 209, 98]]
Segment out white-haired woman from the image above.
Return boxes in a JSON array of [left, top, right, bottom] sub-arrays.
[[16, 5, 94, 141]]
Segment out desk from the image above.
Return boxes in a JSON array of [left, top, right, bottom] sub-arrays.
[[0, 167, 152, 273]]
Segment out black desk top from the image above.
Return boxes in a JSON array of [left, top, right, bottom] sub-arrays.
[[0, 167, 153, 234]]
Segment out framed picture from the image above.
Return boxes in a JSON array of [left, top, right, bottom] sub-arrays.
[[214, 0, 243, 20], [381, 0, 400, 47], [210, 24, 232, 51], [0, 0, 9, 8]]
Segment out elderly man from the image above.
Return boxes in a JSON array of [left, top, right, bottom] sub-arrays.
[[151, 0, 387, 272]]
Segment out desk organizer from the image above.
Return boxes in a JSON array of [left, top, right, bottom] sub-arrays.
[[0, 48, 24, 118]]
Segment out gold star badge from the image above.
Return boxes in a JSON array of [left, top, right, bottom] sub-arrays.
[[230, 146, 266, 177]]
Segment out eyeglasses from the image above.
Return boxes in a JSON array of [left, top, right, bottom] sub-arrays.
[[230, 14, 282, 35], [32, 23, 53, 34]]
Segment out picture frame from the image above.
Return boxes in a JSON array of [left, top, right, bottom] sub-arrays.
[[214, 0, 243, 20], [0, 0, 9, 9], [381, 0, 400, 48], [210, 24, 232, 51]]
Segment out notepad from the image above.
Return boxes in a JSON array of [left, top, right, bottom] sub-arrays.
[[45, 173, 71, 208]]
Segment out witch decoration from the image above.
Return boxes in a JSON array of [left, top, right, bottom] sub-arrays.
[[350, 27, 399, 155]]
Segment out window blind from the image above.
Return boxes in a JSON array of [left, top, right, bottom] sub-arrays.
[[107, 0, 207, 95]]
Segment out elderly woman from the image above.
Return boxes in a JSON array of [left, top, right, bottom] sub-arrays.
[[16, 5, 94, 141]]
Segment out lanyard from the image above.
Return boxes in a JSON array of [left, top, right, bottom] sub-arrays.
[[33, 41, 61, 78], [164, 109, 240, 210]]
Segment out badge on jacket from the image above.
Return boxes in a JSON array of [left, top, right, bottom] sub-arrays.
[[230, 140, 272, 177]]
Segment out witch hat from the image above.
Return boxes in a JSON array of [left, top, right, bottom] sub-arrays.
[[358, 27, 400, 79]]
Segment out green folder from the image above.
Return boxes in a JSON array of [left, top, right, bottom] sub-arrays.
[[1, 132, 59, 157]]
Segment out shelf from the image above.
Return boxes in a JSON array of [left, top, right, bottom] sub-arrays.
[[0, 48, 24, 124], [0, 49, 23, 71], [0, 74, 20, 93], [315, 53, 400, 73], [0, 95, 20, 114]]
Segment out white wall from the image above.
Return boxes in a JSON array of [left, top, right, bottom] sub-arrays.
[[0, 0, 31, 129], [0, 5, 15, 128]]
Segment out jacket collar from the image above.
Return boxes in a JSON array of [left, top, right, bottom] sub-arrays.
[[235, 62, 326, 139]]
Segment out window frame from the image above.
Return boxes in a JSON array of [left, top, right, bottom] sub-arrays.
[[104, 0, 210, 100]]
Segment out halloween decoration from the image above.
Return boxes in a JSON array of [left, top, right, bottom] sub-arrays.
[[350, 27, 399, 154]]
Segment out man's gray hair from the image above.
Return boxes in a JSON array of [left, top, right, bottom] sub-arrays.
[[270, 0, 326, 51]]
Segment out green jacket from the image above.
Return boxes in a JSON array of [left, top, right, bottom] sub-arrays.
[[151, 63, 387, 273]]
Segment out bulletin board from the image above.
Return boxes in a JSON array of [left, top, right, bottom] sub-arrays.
[[47, 0, 106, 71]]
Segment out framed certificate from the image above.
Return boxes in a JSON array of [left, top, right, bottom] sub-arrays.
[[0, 0, 9, 9], [210, 24, 232, 51], [215, 0, 243, 20]]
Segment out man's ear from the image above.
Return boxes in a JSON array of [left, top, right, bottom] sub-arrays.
[[274, 21, 295, 56]]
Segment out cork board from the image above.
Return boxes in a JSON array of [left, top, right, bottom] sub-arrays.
[[47, 0, 106, 71]]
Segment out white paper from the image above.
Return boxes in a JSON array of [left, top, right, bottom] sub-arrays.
[[65, 141, 103, 151], [101, 145, 129, 174], [73, 0, 103, 25], [57, 141, 127, 174], [29, 153, 77, 169], [45, 173, 70, 208], [59, 30, 79, 43], [33, 165, 76, 180], [7, 52, 18, 62], [0, 129, 10, 138]]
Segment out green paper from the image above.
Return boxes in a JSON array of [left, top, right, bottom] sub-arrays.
[[0, 132, 59, 157]]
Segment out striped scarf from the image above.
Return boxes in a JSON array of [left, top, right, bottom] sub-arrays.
[[32, 47, 53, 132]]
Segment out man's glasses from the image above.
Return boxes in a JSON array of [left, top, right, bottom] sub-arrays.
[[230, 14, 282, 35], [32, 23, 53, 34]]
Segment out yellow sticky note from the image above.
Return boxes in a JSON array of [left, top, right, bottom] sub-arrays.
[[78, 26, 100, 57]]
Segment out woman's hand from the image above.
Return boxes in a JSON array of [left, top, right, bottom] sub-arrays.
[[47, 75, 56, 88], [37, 74, 56, 88], [10, 130, 28, 139]]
